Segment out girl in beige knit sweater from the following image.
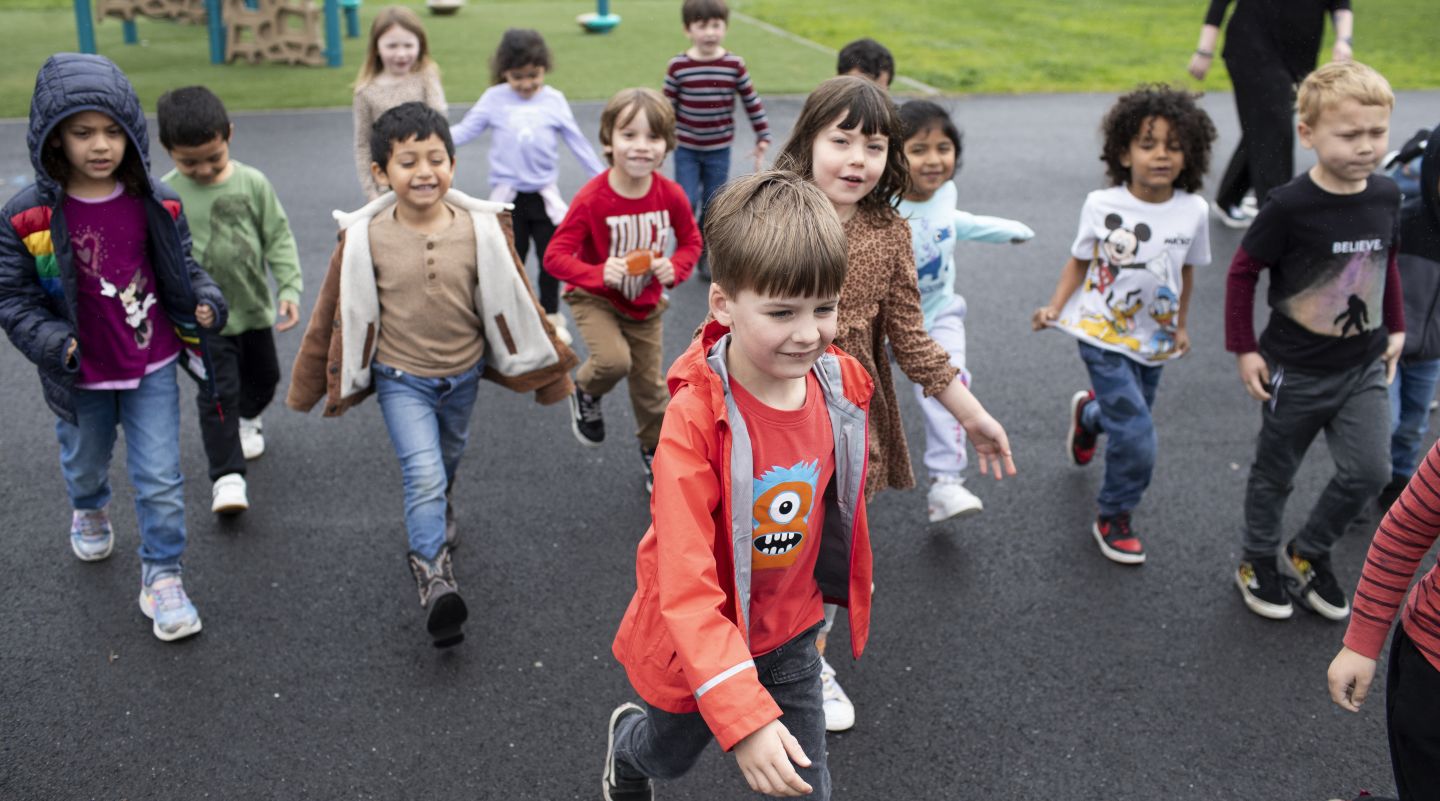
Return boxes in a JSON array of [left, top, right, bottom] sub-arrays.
[[352, 6, 447, 200]]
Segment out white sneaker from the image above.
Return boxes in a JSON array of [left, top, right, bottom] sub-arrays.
[[238, 416, 265, 460], [927, 475, 984, 523], [211, 473, 249, 515], [819, 657, 855, 732], [546, 313, 574, 347]]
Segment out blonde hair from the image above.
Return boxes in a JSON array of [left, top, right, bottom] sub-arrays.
[[705, 170, 847, 299], [1297, 61, 1394, 127], [354, 6, 437, 88], [598, 88, 676, 165]]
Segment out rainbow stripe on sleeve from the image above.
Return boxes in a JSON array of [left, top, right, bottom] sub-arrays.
[[9, 206, 61, 300]]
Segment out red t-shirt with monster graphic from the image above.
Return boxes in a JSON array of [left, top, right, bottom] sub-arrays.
[[64, 186, 181, 389], [731, 372, 835, 655]]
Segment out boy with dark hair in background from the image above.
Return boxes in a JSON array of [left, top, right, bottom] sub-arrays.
[[836, 38, 894, 89]]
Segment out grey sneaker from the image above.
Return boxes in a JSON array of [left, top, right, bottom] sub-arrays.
[[70, 508, 114, 562], [570, 386, 605, 447], [603, 703, 653, 801], [407, 546, 467, 648], [138, 570, 202, 642]]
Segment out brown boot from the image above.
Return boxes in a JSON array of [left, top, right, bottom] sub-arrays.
[[407, 546, 467, 648]]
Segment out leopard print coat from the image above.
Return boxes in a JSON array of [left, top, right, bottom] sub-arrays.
[[835, 212, 959, 500]]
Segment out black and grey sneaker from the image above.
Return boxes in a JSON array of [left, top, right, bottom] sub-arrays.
[[1283, 542, 1350, 621], [640, 445, 656, 494], [603, 703, 653, 801], [407, 546, 468, 648], [570, 386, 605, 447], [1235, 558, 1293, 620]]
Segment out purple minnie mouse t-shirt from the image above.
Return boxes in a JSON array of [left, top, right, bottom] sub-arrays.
[[64, 185, 181, 389]]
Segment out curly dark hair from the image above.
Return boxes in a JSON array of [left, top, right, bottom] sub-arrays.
[[1100, 84, 1216, 194], [775, 76, 910, 226], [490, 28, 551, 85]]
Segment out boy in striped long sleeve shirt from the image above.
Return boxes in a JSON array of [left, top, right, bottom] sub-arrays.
[[663, 0, 771, 269]]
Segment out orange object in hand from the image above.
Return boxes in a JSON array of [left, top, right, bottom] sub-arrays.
[[624, 250, 653, 275]]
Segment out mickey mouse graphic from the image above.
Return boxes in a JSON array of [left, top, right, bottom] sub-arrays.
[[1090, 213, 1150, 294]]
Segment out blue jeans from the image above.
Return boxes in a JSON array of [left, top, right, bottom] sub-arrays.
[[373, 359, 483, 560], [1389, 358, 1440, 479], [1078, 342, 1162, 517], [56, 359, 186, 567], [673, 145, 730, 222]]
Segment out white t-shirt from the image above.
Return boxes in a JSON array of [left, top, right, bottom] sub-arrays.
[[1053, 185, 1211, 365]]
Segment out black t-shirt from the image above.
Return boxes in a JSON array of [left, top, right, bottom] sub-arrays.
[[1243, 172, 1400, 371], [1205, 0, 1350, 79]]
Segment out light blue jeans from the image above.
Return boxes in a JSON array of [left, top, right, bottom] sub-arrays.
[[1078, 342, 1163, 517], [673, 145, 730, 222], [56, 359, 186, 568], [373, 359, 483, 560], [1389, 358, 1440, 479]]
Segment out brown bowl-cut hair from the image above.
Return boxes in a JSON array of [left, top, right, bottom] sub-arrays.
[[774, 76, 910, 226], [705, 170, 847, 299], [598, 87, 676, 165]]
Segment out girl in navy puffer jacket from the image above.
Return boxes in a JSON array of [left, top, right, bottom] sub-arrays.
[[0, 54, 227, 642]]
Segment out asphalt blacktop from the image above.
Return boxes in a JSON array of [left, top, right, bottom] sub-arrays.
[[1, 90, 1438, 800]]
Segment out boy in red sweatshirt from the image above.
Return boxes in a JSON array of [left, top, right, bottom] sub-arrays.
[[544, 87, 702, 492]]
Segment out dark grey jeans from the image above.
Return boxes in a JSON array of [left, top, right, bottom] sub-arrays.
[[1242, 358, 1391, 561], [613, 622, 830, 799]]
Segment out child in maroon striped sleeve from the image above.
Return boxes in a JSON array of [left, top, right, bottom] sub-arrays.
[[1328, 435, 1440, 796]]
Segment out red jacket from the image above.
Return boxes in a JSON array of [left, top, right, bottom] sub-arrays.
[[612, 321, 874, 750]]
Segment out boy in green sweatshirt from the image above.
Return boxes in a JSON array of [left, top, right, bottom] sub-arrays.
[[158, 86, 303, 515]]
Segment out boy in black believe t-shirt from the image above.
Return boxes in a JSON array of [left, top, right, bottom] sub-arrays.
[[1224, 61, 1402, 623]]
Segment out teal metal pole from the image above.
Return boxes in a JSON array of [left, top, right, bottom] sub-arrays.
[[324, 0, 341, 67], [205, 0, 225, 63], [123, 19, 138, 43], [74, 0, 97, 53]]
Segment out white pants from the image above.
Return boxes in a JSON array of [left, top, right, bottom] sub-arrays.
[[912, 295, 970, 479]]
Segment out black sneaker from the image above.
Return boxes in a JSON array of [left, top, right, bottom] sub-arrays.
[[407, 546, 468, 648], [603, 703, 653, 801], [1091, 512, 1144, 564], [570, 386, 604, 447], [640, 446, 655, 494], [1378, 475, 1407, 512], [1282, 542, 1350, 621], [1235, 558, 1293, 620]]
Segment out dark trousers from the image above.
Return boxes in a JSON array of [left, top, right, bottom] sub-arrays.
[[613, 623, 830, 800], [1387, 625, 1440, 801], [1215, 58, 1300, 209], [1241, 359, 1391, 561], [512, 191, 559, 314], [196, 328, 280, 481]]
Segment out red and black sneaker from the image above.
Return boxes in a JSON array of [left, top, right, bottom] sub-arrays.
[[1092, 512, 1145, 565], [1067, 390, 1099, 466]]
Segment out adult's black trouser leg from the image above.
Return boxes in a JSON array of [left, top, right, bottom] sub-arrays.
[[197, 332, 246, 481], [1387, 625, 1440, 801], [1217, 58, 1298, 210], [236, 327, 280, 420], [513, 191, 559, 314]]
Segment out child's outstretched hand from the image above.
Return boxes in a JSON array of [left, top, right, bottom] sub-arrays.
[[733, 719, 813, 797], [276, 300, 300, 332], [602, 257, 627, 289], [195, 303, 216, 329], [962, 411, 1017, 480], [1030, 304, 1059, 332], [651, 256, 676, 288], [1327, 646, 1377, 713], [751, 139, 770, 173]]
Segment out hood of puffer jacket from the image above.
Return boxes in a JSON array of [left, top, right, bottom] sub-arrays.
[[26, 53, 149, 204]]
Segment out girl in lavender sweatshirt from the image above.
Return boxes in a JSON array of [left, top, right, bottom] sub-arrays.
[[451, 28, 606, 344]]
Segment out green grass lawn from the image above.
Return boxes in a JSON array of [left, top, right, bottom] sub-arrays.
[[734, 0, 1439, 94], [2, 0, 1436, 117]]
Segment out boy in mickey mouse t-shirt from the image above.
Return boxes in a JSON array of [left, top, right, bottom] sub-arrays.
[[1033, 86, 1214, 566], [1226, 62, 1403, 623]]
